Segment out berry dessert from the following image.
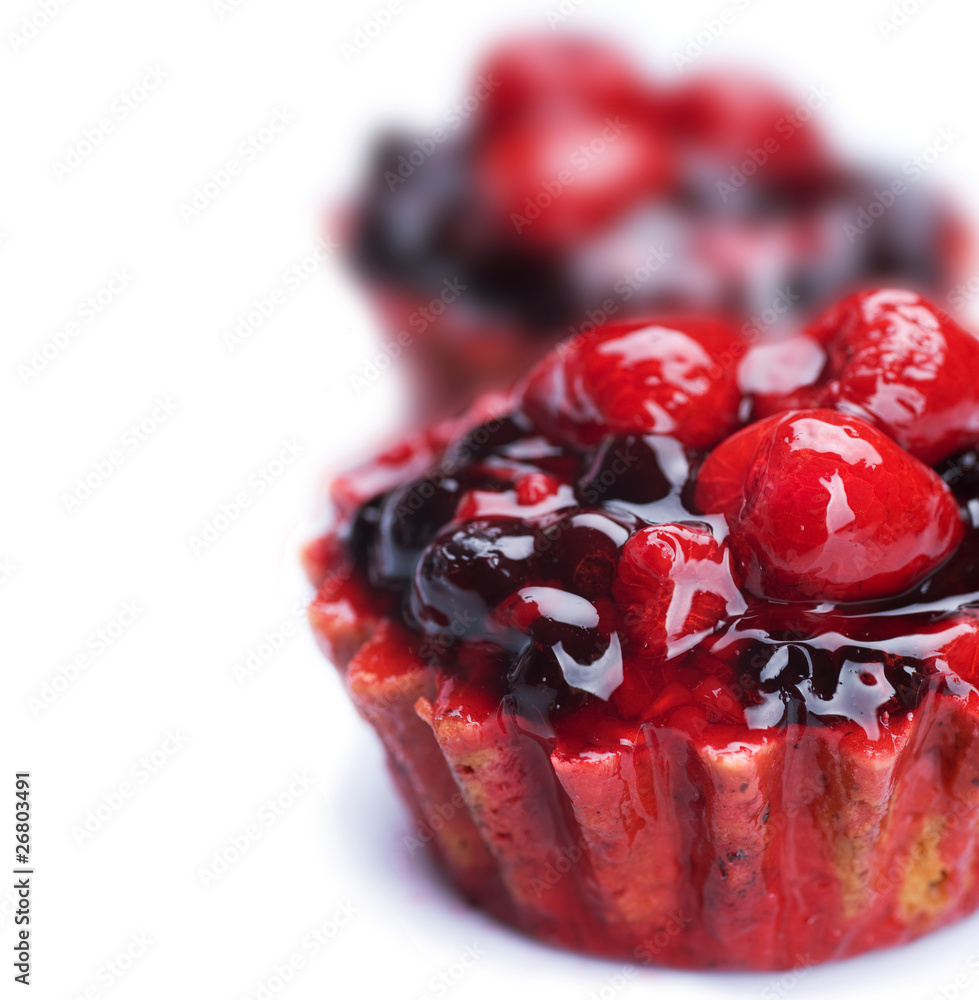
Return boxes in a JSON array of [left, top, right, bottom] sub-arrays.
[[307, 288, 979, 970], [344, 34, 970, 413]]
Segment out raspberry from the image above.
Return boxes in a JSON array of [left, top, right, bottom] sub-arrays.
[[613, 523, 745, 662], [474, 113, 673, 246], [521, 318, 743, 449], [695, 409, 965, 602], [753, 288, 979, 465], [664, 73, 834, 190], [473, 35, 653, 134]]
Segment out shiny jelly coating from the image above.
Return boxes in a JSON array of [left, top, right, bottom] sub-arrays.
[[343, 405, 979, 738]]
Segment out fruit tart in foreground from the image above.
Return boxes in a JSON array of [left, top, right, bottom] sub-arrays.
[[305, 287, 979, 970]]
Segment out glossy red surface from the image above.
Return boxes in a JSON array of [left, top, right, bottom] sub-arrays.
[[758, 289, 979, 465], [474, 112, 674, 248], [521, 318, 743, 449], [696, 409, 965, 601], [472, 34, 653, 133], [307, 294, 979, 968]]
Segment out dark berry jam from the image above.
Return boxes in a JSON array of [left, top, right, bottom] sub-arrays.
[[334, 414, 979, 743], [319, 294, 979, 751]]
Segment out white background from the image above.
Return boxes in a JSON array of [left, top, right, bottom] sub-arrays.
[[4, 1, 979, 998]]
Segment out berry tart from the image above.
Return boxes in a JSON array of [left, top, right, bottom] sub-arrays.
[[307, 287, 979, 970], [345, 35, 970, 413]]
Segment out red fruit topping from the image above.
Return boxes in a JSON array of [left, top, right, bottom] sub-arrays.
[[515, 471, 560, 505], [309, 286, 979, 969], [549, 510, 630, 600], [613, 523, 745, 661], [473, 35, 653, 133], [475, 113, 673, 247], [577, 434, 674, 504], [695, 409, 964, 602], [756, 289, 979, 464], [495, 588, 621, 699], [690, 674, 746, 726], [938, 612, 979, 688], [330, 393, 513, 521], [301, 531, 348, 588], [521, 318, 742, 449], [664, 74, 834, 188]]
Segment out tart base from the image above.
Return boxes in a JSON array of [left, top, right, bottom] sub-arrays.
[[326, 608, 979, 971]]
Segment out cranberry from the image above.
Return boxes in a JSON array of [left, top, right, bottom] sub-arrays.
[[695, 409, 965, 602], [521, 318, 743, 449]]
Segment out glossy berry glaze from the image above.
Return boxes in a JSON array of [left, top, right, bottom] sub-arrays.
[[307, 290, 979, 970]]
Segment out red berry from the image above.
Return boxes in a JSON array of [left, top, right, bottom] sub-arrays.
[[613, 523, 745, 662], [521, 318, 743, 449], [664, 73, 834, 188], [695, 409, 965, 602], [935, 611, 979, 688], [755, 288, 979, 465], [472, 35, 653, 134], [474, 112, 673, 247], [646, 679, 692, 717]]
